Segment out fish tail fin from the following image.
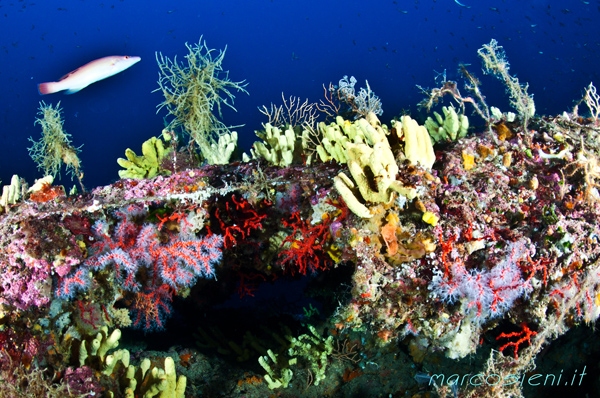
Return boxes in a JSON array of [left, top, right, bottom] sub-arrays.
[[38, 82, 60, 95]]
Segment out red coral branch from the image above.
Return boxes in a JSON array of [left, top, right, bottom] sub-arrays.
[[236, 271, 267, 298], [438, 233, 457, 279], [279, 212, 332, 275], [77, 300, 101, 330], [157, 210, 192, 232], [56, 269, 90, 299], [497, 322, 537, 359], [150, 234, 222, 288], [215, 194, 268, 248], [130, 284, 173, 331], [520, 254, 551, 285]]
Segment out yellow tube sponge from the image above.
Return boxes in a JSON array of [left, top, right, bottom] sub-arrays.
[[203, 131, 238, 165], [399, 115, 436, 170], [424, 105, 469, 143], [312, 116, 369, 163], [333, 172, 373, 218], [258, 349, 294, 389], [0, 174, 22, 210], [251, 124, 302, 166], [117, 136, 172, 179], [333, 113, 417, 218], [123, 357, 186, 398]]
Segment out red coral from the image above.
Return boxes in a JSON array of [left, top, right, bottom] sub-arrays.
[[430, 239, 532, 320], [279, 212, 332, 275], [149, 233, 222, 287], [84, 206, 223, 292], [235, 271, 266, 298], [438, 232, 457, 279], [520, 254, 551, 285], [56, 268, 90, 299], [156, 210, 192, 232], [130, 284, 173, 331], [214, 194, 268, 248], [76, 300, 105, 331], [496, 322, 537, 359], [57, 205, 224, 333]]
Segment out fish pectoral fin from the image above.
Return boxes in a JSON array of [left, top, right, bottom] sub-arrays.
[[65, 86, 87, 94]]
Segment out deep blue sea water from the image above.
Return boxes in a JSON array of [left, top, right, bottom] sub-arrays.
[[1, 0, 598, 189]]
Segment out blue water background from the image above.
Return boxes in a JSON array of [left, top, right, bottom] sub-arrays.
[[0, 0, 598, 189]]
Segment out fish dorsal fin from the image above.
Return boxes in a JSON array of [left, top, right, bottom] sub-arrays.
[[58, 66, 82, 81]]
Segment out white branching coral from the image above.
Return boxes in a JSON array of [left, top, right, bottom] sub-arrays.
[[337, 75, 383, 118], [584, 82, 600, 124]]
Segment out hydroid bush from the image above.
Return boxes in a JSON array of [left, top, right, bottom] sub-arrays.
[[478, 39, 535, 129], [154, 37, 248, 164], [28, 101, 84, 191]]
